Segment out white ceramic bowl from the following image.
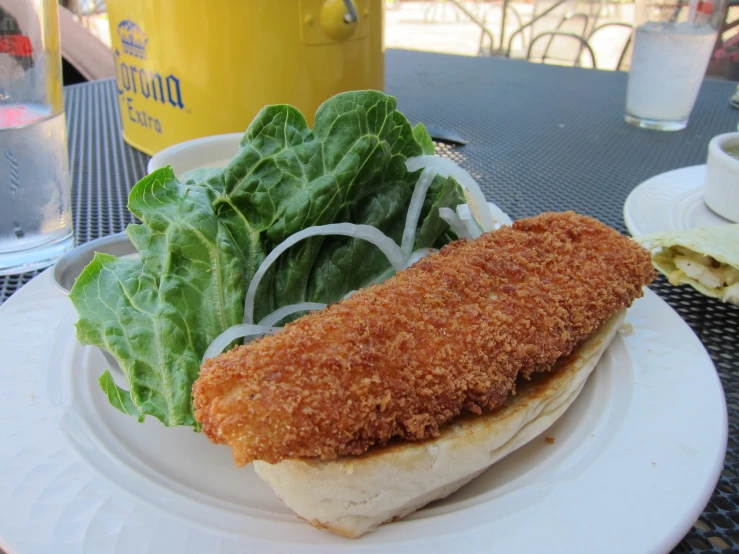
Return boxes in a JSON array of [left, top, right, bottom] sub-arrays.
[[146, 133, 243, 178], [704, 132, 739, 223]]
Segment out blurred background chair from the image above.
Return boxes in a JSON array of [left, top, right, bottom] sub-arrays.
[[526, 30, 597, 67], [587, 21, 633, 70]]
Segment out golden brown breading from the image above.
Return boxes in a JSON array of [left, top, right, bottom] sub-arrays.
[[193, 212, 656, 465]]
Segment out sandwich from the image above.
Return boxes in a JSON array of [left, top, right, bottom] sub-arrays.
[[69, 90, 656, 539], [193, 211, 656, 537]]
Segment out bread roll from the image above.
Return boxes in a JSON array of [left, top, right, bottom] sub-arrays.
[[254, 310, 626, 538]]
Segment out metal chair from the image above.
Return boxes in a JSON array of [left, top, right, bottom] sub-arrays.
[[507, 0, 602, 60], [482, 1, 527, 55], [526, 31, 597, 68], [586, 22, 634, 71], [538, 12, 590, 65]]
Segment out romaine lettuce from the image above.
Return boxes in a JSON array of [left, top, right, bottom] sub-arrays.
[[70, 91, 463, 428]]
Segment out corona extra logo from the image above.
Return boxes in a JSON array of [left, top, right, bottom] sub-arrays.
[[117, 20, 147, 60], [114, 19, 187, 135]]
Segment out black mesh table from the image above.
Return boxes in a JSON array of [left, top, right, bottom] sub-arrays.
[[3, 49, 738, 553]]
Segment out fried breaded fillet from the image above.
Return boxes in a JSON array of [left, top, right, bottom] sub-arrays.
[[193, 212, 656, 465]]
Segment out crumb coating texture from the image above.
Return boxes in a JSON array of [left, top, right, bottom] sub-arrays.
[[193, 212, 656, 465]]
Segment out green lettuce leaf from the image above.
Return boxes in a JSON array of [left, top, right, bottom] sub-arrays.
[[70, 90, 463, 429], [71, 251, 201, 426], [412, 122, 436, 156], [99, 370, 142, 420]]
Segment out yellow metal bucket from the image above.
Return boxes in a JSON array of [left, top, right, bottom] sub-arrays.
[[106, 0, 384, 155]]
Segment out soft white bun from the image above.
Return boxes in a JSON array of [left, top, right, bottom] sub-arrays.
[[254, 310, 626, 538]]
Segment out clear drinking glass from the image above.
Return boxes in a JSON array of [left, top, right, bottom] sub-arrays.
[[0, 0, 73, 275], [625, 0, 726, 131]]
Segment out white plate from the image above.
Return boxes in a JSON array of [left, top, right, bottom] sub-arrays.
[[0, 272, 727, 554], [624, 165, 733, 237], [147, 133, 243, 178]]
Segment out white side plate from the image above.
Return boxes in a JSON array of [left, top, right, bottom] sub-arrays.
[[624, 165, 732, 236]]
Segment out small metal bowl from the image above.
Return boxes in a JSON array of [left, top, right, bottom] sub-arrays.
[[52, 232, 137, 373], [51, 232, 136, 294]]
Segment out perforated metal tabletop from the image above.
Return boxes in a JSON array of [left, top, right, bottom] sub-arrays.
[[3, 49, 738, 552]]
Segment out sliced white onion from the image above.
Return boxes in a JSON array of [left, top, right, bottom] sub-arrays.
[[202, 324, 278, 363], [457, 204, 482, 239], [487, 201, 513, 227], [405, 247, 438, 267], [406, 155, 495, 232], [343, 290, 358, 299], [439, 207, 472, 240], [401, 167, 437, 261], [243, 223, 406, 324], [257, 302, 327, 327], [457, 204, 473, 220]]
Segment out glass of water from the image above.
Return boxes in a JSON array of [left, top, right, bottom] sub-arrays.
[[0, 0, 73, 275], [625, 0, 727, 131]]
